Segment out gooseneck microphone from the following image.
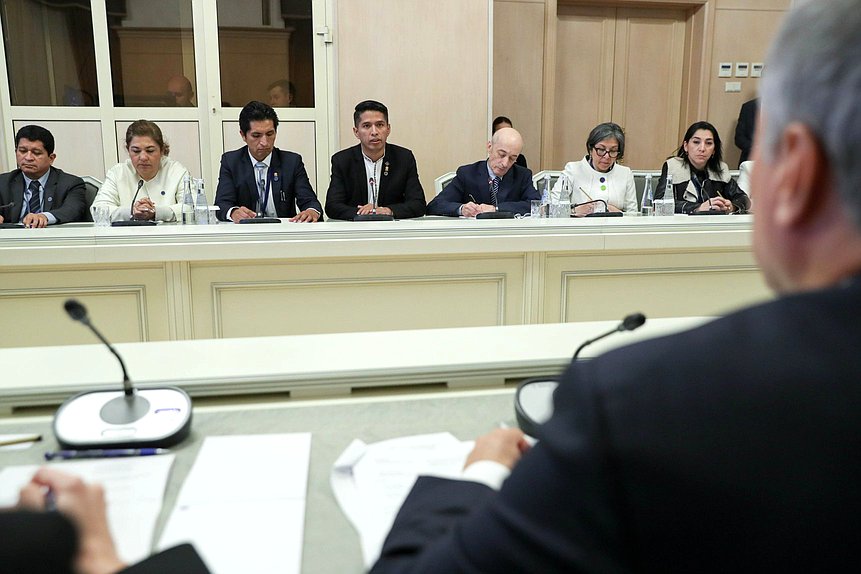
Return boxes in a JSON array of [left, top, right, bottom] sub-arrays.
[[130, 179, 144, 219], [64, 300, 133, 397], [572, 312, 646, 361], [515, 313, 647, 437], [53, 299, 192, 449], [112, 179, 157, 226]]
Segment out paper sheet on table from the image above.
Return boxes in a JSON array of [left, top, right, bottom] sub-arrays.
[[330, 432, 474, 568], [158, 433, 311, 574], [0, 454, 175, 564]]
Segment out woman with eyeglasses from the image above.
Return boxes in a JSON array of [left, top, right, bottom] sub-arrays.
[[552, 122, 637, 215], [656, 121, 751, 214]]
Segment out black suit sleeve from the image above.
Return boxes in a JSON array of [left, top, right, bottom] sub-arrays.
[[214, 153, 241, 221], [120, 544, 211, 574], [50, 174, 87, 224], [325, 153, 358, 220], [734, 100, 757, 165], [371, 362, 629, 573], [426, 170, 468, 217], [385, 150, 426, 219], [286, 155, 323, 216]]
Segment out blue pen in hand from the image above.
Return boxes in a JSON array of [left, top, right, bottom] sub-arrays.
[[44, 448, 170, 461]]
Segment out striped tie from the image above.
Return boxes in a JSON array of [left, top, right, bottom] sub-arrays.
[[491, 176, 499, 207], [27, 180, 41, 214], [255, 162, 267, 213]]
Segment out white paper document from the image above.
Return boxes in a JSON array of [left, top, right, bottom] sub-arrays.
[[0, 454, 176, 564], [158, 433, 311, 574], [330, 432, 474, 568]]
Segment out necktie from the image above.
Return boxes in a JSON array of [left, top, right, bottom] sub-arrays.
[[28, 180, 42, 214], [255, 162, 267, 213], [491, 177, 499, 207]]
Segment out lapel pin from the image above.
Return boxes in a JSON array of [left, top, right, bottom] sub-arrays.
[[273, 172, 280, 182], [384, 161, 389, 176]]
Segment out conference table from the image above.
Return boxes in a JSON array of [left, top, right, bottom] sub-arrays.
[[0, 215, 769, 350], [0, 317, 708, 572]]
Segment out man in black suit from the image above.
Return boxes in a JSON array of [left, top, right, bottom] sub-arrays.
[[2, 467, 209, 573], [371, 1, 861, 572], [426, 127, 538, 217], [325, 100, 426, 220], [734, 97, 759, 166], [214, 101, 322, 222], [0, 125, 86, 227]]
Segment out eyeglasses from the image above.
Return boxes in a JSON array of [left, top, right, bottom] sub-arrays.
[[593, 147, 620, 158]]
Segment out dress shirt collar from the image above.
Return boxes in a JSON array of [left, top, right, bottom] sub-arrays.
[[248, 150, 272, 169]]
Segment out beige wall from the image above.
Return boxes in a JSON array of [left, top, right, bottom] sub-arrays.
[[494, 0, 791, 171], [708, 0, 791, 167], [335, 0, 490, 198]]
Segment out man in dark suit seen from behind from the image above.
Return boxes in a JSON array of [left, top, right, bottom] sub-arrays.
[[426, 127, 537, 217], [0, 125, 86, 227], [325, 100, 426, 220], [214, 101, 322, 222], [371, 1, 861, 571]]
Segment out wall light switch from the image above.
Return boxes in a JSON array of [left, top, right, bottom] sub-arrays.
[[735, 62, 750, 77], [719, 63, 733, 78], [751, 63, 764, 78], [725, 82, 742, 93]]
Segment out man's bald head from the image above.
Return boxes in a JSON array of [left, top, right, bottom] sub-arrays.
[[487, 127, 524, 178], [167, 75, 194, 106]]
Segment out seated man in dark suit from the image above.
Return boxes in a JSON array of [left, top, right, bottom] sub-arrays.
[[325, 100, 426, 220], [371, 1, 861, 572], [214, 101, 322, 222], [0, 125, 86, 227], [3, 467, 209, 573], [427, 127, 537, 217]]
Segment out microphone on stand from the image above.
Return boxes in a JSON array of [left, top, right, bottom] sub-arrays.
[[112, 180, 156, 226], [53, 299, 192, 449], [515, 313, 647, 437], [574, 199, 623, 217], [355, 175, 393, 221]]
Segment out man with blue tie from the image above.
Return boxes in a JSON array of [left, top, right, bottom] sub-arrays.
[[0, 125, 86, 228], [214, 101, 322, 222], [427, 127, 538, 217]]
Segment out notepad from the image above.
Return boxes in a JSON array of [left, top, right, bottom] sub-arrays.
[[0, 454, 175, 564], [330, 432, 474, 567], [158, 433, 311, 574]]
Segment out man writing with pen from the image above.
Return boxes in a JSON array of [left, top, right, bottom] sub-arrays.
[[426, 127, 538, 217]]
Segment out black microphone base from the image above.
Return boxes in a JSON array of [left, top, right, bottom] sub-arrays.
[[239, 217, 281, 224], [111, 220, 158, 226], [354, 214, 394, 221], [514, 376, 560, 438], [475, 211, 515, 219], [53, 387, 192, 449], [688, 210, 728, 215], [0, 223, 25, 228], [585, 211, 623, 217]]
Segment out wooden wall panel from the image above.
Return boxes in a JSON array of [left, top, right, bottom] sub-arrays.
[[13, 121, 106, 180], [612, 8, 687, 169], [552, 6, 615, 168], [493, 1, 546, 168], [336, 0, 489, 198], [708, 7, 789, 167]]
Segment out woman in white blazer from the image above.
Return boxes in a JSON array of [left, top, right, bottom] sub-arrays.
[[551, 122, 637, 215]]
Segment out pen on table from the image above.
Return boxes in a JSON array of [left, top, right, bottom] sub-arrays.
[[0, 433, 42, 447], [44, 448, 170, 461]]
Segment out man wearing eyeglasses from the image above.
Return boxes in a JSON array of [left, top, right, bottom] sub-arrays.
[[426, 127, 538, 217]]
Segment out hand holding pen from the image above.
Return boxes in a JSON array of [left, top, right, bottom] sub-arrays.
[[17, 467, 127, 574]]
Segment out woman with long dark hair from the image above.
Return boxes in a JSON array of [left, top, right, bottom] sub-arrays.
[[656, 121, 750, 214]]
